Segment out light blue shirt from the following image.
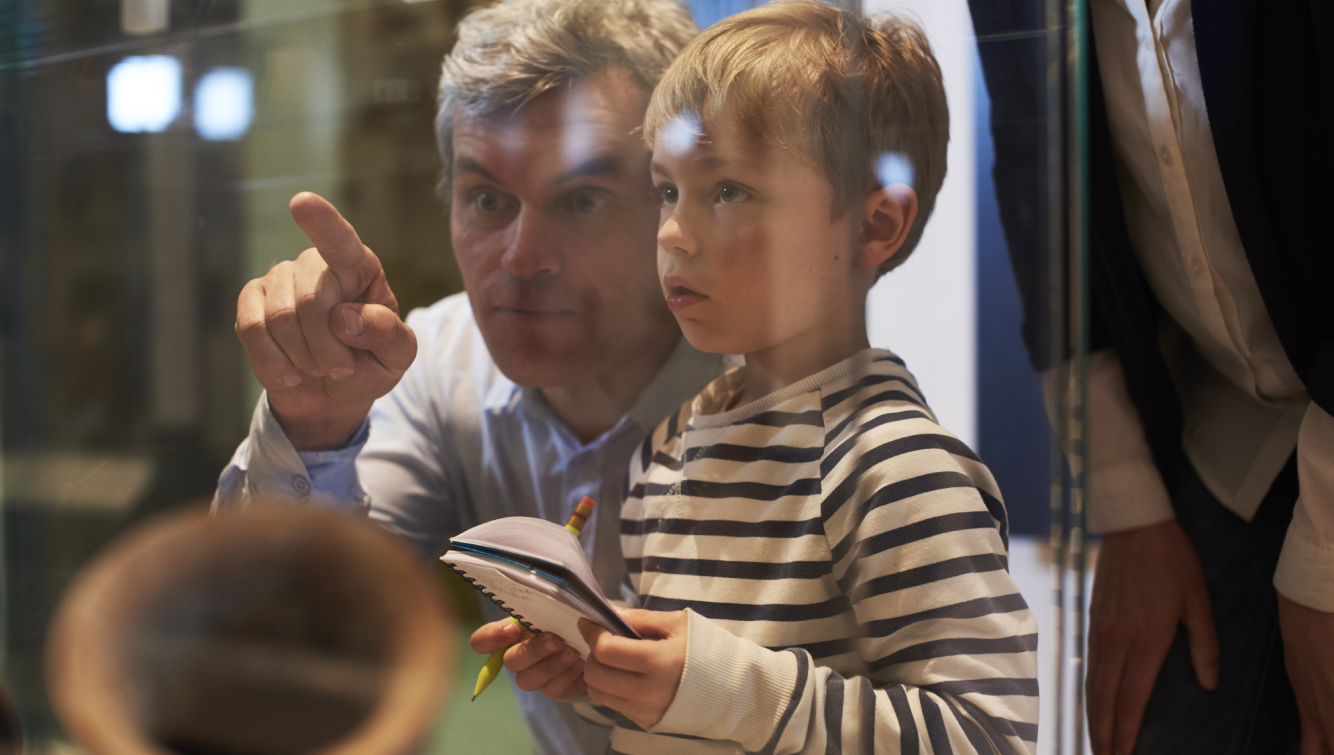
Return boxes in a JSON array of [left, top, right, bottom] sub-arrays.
[[215, 292, 724, 755]]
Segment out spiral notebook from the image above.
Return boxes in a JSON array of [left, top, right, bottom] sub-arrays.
[[441, 516, 640, 658]]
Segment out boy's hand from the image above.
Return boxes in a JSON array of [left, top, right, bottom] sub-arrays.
[[578, 609, 688, 730], [469, 619, 586, 701]]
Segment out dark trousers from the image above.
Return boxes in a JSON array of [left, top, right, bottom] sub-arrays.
[[1132, 456, 1302, 755]]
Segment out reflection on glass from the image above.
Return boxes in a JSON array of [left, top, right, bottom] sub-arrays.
[[106, 55, 181, 133], [2, 0, 1091, 752], [194, 68, 254, 142]]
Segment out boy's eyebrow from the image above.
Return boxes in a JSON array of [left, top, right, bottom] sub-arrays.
[[650, 153, 724, 176]]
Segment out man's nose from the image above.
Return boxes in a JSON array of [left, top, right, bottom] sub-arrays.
[[500, 208, 561, 279]]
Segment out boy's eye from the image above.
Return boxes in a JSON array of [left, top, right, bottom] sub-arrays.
[[718, 184, 749, 204], [659, 185, 679, 204]]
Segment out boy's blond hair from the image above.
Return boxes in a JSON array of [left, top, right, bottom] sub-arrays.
[[644, 0, 948, 275]]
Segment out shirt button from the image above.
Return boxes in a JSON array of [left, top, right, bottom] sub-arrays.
[[1159, 146, 1172, 164], [293, 475, 311, 495], [1190, 257, 1205, 274]]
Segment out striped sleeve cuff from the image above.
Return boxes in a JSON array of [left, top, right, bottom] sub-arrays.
[[650, 609, 799, 750]]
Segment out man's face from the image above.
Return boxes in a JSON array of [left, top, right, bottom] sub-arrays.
[[450, 68, 672, 389], [651, 115, 858, 359]]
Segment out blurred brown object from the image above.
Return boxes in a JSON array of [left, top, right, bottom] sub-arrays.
[[46, 504, 455, 755], [0, 682, 18, 755]]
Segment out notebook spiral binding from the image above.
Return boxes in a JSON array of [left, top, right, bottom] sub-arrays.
[[443, 562, 541, 633]]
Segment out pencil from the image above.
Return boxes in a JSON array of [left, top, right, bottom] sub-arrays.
[[472, 497, 598, 701]]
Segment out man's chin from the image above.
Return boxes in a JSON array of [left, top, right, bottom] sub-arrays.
[[480, 331, 597, 388]]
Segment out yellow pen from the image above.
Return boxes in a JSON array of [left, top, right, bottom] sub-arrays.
[[472, 496, 597, 701]]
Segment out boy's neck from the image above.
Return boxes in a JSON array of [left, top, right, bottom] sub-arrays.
[[739, 324, 871, 407]]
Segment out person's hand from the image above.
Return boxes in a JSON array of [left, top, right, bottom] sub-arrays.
[[234, 192, 416, 450], [578, 609, 687, 730], [469, 619, 586, 701], [1087, 519, 1219, 755], [1278, 594, 1334, 755]]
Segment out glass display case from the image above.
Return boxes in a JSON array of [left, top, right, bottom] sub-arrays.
[[2, 0, 1095, 752]]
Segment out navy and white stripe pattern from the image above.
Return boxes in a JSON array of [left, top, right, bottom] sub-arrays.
[[613, 349, 1038, 754]]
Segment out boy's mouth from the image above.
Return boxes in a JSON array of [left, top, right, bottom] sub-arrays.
[[662, 276, 705, 312]]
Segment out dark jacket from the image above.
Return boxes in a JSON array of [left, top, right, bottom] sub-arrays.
[[969, 0, 1334, 488]]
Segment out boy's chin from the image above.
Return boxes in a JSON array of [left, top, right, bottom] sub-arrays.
[[677, 322, 744, 357]]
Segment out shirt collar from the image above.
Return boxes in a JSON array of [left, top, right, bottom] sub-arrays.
[[483, 336, 725, 434]]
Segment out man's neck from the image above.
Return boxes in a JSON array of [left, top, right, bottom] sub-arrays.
[[541, 320, 683, 444]]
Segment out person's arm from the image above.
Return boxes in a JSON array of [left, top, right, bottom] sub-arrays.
[[580, 446, 1040, 754], [1051, 348, 1220, 755], [212, 393, 370, 512], [1275, 402, 1334, 752]]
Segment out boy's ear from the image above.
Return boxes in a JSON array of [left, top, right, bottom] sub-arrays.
[[858, 184, 919, 271]]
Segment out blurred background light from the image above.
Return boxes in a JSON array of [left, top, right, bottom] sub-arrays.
[[194, 68, 254, 141], [107, 56, 181, 133]]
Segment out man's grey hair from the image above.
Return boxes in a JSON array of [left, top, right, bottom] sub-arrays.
[[435, 0, 698, 198]]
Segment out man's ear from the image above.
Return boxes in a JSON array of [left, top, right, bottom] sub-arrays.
[[858, 184, 918, 271]]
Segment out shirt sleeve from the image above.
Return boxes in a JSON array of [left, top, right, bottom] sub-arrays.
[[212, 393, 371, 514], [213, 307, 470, 560], [1273, 401, 1334, 612], [1052, 347, 1175, 534], [649, 446, 1040, 755]]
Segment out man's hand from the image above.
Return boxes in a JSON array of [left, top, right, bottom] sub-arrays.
[[469, 619, 586, 701], [1278, 594, 1334, 755], [1087, 519, 1219, 755], [579, 609, 687, 730], [234, 192, 416, 450]]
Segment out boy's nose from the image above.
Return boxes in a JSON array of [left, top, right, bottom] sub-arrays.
[[501, 208, 562, 279], [657, 209, 696, 257]]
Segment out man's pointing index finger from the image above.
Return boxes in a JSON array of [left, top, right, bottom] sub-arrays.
[[288, 191, 381, 300]]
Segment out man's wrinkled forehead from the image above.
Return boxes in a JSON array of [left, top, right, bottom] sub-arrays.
[[452, 69, 650, 181]]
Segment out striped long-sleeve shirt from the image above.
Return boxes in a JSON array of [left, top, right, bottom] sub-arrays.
[[610, 348, 1038, 754]]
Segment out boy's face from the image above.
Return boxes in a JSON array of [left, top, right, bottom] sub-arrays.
[[651, 115, 868, 362]]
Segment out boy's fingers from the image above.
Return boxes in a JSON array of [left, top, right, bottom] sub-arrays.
[[505, 632, 568, 673], [579, 619, 646, 669], [584, 684, 637, 718], [469, 619, 522, 654], [583, 653, 648, 699], [618, 608, 685, 638], [541, 659, 587, 700]]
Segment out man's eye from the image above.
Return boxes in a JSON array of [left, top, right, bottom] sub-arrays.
[[718, 184, 749, 204], [570, 191, 608, 213], [659, 185, 679, 204], [473, 191, 508, 213]]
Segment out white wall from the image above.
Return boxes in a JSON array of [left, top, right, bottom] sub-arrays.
[[863, 0, 977, 450]]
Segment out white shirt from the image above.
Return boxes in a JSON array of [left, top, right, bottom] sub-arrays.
[[215, 292, 725, 755], [1086, 0, 1334, 610]]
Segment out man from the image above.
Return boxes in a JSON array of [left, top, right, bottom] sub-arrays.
[[214, 2, 716, 753], [971, 0, 1333, 753]]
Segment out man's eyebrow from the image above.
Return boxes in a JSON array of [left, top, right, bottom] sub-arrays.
[[553, 155, 623, 184], [454, 156, 500, 182]]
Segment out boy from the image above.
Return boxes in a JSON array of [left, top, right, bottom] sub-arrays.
[[512, 2, 1039, 752]]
